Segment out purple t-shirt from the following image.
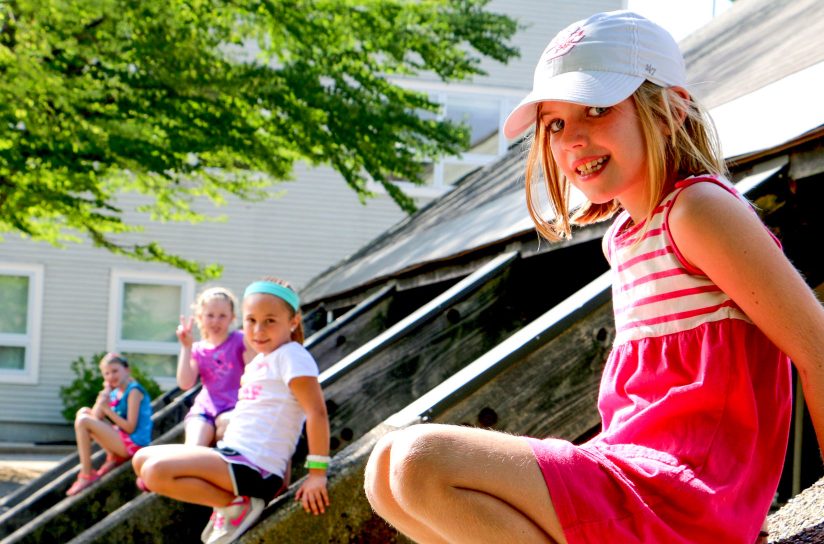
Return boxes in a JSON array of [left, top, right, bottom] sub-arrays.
[[188, 329, 246, 420]]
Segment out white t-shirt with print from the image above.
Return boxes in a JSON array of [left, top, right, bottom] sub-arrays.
[[219, 341, 319, 477]]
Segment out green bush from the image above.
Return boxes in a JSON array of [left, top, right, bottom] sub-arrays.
[[59, 352, 163, 422]]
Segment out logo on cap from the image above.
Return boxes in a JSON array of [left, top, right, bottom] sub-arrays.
[[543, 27, 585, 63]]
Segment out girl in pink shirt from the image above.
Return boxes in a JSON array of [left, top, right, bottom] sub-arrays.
[[364, 10, 824, 544]]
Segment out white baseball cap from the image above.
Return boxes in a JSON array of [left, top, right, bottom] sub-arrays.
[[503, 10, 686, 139]]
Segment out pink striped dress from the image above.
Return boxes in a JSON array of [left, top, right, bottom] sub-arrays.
[[529, 177, 792, 544]]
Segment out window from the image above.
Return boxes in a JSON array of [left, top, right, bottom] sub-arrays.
[[384, 85, 521, 197], [108, 270, 193, 388], [0, 263, 44, 384]]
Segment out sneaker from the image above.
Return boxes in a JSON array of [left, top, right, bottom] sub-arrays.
[[206, 496, 264, 544], [200, 509, 217, 543], [66, 472, 100, 496]]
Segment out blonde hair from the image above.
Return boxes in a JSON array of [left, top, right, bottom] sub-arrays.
[[525, 81, 727, 241], [192, 286, 238, 332], [255, 276, 305, 345]]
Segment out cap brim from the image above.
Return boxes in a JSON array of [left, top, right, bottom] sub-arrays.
[[503, 71, 645, 139]]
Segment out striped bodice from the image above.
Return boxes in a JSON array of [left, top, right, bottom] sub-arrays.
[[605, 177, 751, 346]]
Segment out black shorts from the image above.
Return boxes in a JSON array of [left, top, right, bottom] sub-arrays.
[[215, 446, 284, 502]]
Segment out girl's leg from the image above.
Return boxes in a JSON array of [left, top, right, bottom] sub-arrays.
[[214, 411, 232, 443], [135, 444, 236, 507], [364, 424, 568, 544], [74, 411, 129, 474], [184, 416, 216, 446]]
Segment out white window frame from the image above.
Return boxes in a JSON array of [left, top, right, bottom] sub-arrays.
[[0, 263, 44, 385], [107, 269, 194, 389]]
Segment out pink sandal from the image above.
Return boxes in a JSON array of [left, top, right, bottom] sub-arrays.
[[95, 454, 128, 477], [66, 472, 100, 496]]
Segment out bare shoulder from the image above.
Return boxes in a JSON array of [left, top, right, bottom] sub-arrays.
[[667, 180, 766, 269], [668, 180, 750, 228]]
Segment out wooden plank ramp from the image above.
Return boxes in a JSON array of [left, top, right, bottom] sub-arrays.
[[305, 283, 399, 372]]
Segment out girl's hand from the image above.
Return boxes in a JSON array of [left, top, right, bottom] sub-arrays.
[[93, 386, 110, 418], [295, 473, 329, 515], [176, 315, 194, 348], [96, 385, 111, 405]]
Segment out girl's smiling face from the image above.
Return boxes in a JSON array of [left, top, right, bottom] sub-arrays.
[[100, 361, 129, 390], [542, 97, 650, 220], [242, 293, 298, 355], [197, 297, 234, 344]]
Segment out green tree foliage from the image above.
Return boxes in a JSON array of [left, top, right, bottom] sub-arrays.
[[0, 0, 518, 280], [59, 351, 163, 422]]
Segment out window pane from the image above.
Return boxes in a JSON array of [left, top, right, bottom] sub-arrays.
[[0, 346, 25, 370], [122, 283, 180, 342], [445, 96, 499, 153], [0, 275, 29, 334], [125, 352, 177, 379]]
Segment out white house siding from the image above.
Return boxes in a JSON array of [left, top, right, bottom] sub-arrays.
[[0, 1, 623, 442]]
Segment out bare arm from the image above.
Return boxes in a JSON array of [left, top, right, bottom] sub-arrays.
[[176, 315, 199, 389], [92, 385, 111, 419], [101, 387, 144, 434], [669, 182, 824, 456], [290, 376, 330, 514]]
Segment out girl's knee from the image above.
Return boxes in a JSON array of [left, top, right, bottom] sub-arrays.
[[365, 431, 395, 497], [366, 426, 446, 497], [131, 448, 149, 474], [138, 456, 176, 489], [74, 411, 94, 429]]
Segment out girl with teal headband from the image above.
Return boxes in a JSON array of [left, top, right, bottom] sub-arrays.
[[133, 277, 330, 544]]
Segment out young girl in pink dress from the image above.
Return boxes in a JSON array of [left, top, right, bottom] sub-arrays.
[[177, 287, 253, 446], [364, 11, 824, 544]]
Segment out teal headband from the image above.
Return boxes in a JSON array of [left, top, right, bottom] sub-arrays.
[[243, 281, 300, 312]]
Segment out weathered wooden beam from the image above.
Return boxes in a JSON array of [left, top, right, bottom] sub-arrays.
[[0, 388, 195, 542], [305, 283, 398, 371], [64, 492, 211, 544]]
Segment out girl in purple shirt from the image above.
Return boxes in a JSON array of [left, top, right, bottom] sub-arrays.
[[177, 287, 253, 446]]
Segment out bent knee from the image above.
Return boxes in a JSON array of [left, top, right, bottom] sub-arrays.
[[131, 448, 150, 474], [138, 456, 177, 489], [364, 431, 395, 501], [74, 411, 96, 428], [367, 426, 448, 497]]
